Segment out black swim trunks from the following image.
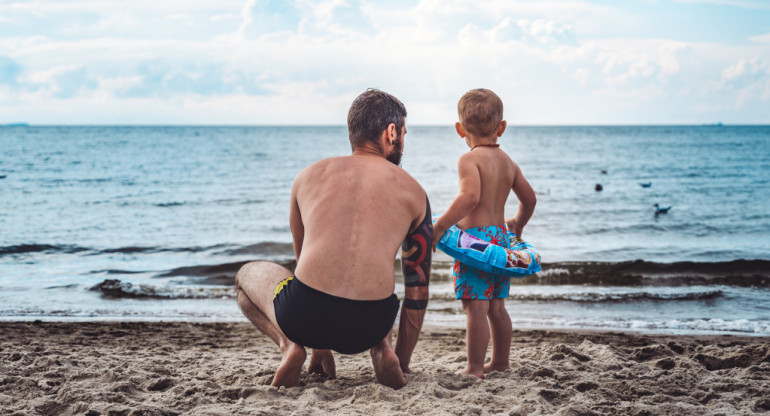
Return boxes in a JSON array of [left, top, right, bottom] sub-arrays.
[[273, 276, 400, 354]]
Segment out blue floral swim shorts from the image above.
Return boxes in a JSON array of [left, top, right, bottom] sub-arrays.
[[452, 224, 511, 300]]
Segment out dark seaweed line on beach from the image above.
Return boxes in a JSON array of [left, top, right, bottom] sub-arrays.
[[6, 242, 769, 287], [531, 260, 770, 287], [85, 258, 770, 288], [0, 242, 295, 257]]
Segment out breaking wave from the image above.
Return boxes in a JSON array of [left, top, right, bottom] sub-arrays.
[[90, 279, 236, 300]]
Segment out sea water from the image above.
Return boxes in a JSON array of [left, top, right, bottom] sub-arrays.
[[1, 125, 769, 335]]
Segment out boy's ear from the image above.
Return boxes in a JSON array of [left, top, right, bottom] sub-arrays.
[[455, 122, 466, 138], [497, 120, 507, 137]]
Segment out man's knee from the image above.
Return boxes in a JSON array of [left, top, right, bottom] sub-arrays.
[[235, 260, 293, 292], [235, 261, 271, 288], [234, 261, 255, 289]]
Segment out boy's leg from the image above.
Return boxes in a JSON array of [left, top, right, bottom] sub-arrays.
[[460, 299, 490, 378], [485, 298, 512, 373], [235, 261, 307, 387], [370, 330, 406, 389]]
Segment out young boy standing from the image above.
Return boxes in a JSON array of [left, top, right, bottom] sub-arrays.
[[432, 89, 537, 378]]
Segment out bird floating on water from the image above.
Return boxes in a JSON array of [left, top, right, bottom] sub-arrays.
[[595, 184, 603, 191], [640, 182, 652, 188], [654, 203, 671, 215], [601, 169, 607, 174]]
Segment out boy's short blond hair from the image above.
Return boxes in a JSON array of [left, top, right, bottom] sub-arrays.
[[457, 89, 503, 138]]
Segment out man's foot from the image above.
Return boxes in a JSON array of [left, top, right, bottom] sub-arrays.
[[308, 349, 336, 379], [272, 342, 306, 388], [371, 346, 406, 389], [483, 362, 512, 373], [458, 367, 484, 379]]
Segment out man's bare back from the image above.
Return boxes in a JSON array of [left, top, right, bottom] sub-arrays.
[[234, 89, 432, 389], [291, 153, 427, 300]]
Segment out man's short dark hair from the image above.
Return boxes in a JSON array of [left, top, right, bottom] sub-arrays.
[[347, 89, 407, 152]]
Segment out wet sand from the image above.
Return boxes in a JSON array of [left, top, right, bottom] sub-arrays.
[[1, 321, 769, 415]]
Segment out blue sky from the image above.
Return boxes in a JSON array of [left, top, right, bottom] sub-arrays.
[[0, 0, 769, 124]]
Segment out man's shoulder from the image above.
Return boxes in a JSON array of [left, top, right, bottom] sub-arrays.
[[305, 156, 345, 169], [390, 164, 426, 195], [365, 159, 426, 201], [296, 156, 345, 177], [402, 174, 427, 201], [297, 156, 424, 192]]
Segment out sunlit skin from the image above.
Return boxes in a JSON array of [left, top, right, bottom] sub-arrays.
[[235, 121, 429, 389], [433, 119, 537, 379]]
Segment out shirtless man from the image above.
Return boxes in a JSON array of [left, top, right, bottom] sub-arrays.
[[235, 89, 432, 389]]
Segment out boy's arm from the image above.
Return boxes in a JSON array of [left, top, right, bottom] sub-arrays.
[[432, 156, 481, 251], [395, 196, 432, 373], [505, 163, 536, 236]]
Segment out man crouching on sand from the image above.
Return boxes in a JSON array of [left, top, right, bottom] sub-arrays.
[[235, 89, 432, 389]]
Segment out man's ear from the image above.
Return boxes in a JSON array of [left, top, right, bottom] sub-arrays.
[[497, 120, 507, 137], [455, 122, 466, 138], [386, 123, 397, 143], [378, 123, 396, 150]]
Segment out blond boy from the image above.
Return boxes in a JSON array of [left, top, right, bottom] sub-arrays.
[[432, 89, 536, 378]]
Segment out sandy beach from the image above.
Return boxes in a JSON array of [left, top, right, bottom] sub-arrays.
[[1, 322, 768, 415]]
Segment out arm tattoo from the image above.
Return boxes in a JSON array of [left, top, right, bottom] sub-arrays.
[[401, 196, 432, 310]]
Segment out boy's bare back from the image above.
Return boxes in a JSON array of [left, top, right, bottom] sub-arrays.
[[455, 147, 520, 230]]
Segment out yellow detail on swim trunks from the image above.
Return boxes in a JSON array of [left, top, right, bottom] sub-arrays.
[[273, 275, 294, 298]]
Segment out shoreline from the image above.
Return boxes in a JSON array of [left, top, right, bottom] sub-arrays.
[[2, 321, 769, 415], [2, 317, 768, 338]]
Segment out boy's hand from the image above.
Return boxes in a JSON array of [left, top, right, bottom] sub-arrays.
[[505, 217, 523, 237], [431, 222, 447, 252]]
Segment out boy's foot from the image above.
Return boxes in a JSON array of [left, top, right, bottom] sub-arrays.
[[308, 349, 336, 379], [483, 362, 512, 373], [371, 346, 406, 389], [272, 342, 306, 387], [458, 368, 484, 379]]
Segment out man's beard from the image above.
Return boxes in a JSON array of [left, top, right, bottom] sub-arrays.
[[386, 136, 403, 166]]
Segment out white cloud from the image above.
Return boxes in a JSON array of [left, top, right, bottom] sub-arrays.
[[517, 19, 576, 44], [721, 57, 767, 81], [718, 58, 770, 106], [574, 68, 590, 86], [210, 13, 240, 22], [0, 0, 769, 124], [749, 33, 770, 44], [24, 65, 97, 98]]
